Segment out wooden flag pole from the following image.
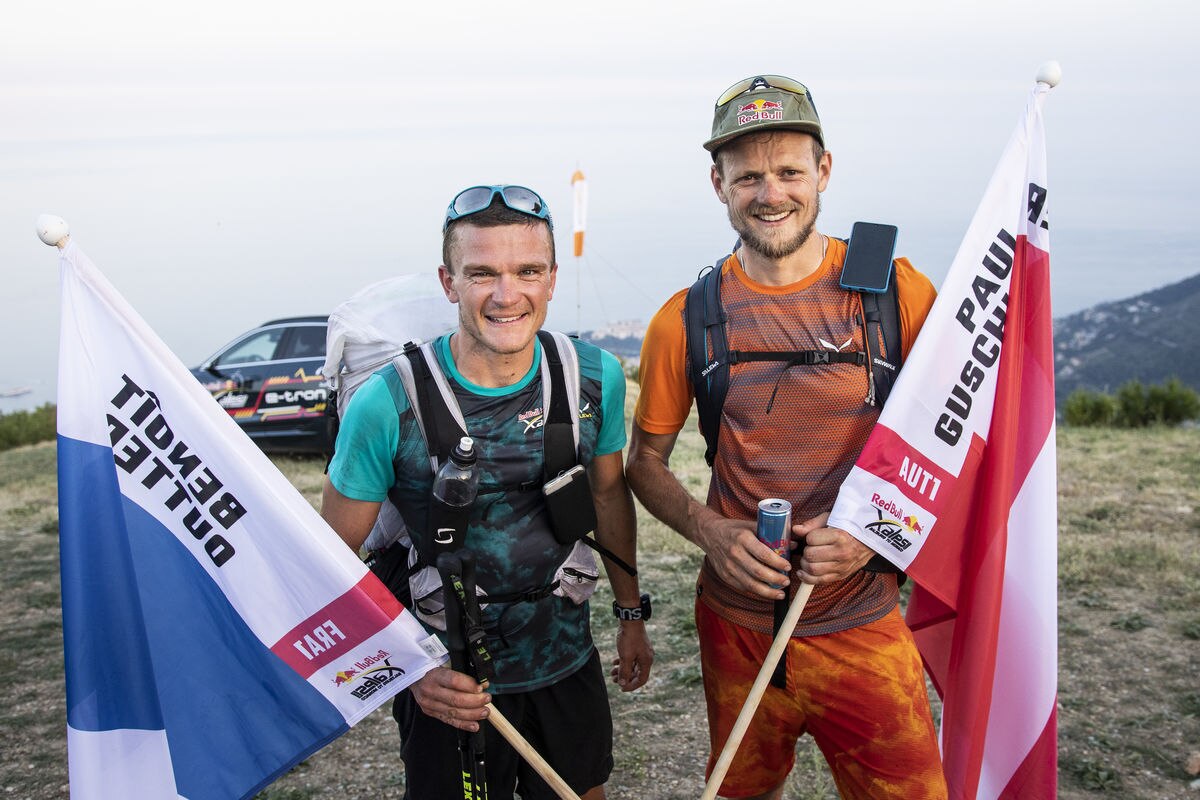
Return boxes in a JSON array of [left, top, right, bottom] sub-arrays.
[[487, 702, 582, 800], [699, 582, 815, 800]]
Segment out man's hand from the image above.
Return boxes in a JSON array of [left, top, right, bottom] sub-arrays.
[[693, 512, 791, 600], [410, 666, 492, 732], [610, 620, 654, 692], [793, 512, 875, 585]]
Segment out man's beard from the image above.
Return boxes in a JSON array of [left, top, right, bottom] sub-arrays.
[[729, 194, 821, 260]]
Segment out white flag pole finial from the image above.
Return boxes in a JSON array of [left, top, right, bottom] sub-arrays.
[[1036, 61, 1062, 87], [36, 215, 70, 249]]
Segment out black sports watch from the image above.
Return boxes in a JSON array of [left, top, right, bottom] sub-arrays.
[[613, 593, 652, 622]]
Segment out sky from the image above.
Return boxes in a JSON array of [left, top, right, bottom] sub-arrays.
[[2, 0, 1196, 411]]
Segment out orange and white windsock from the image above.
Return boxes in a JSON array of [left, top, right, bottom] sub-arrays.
[[571, 169, 587, 258]]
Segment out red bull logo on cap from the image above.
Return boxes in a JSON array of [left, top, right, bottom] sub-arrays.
[[333, 669, 358, 686], [737, 98, 784, 126]]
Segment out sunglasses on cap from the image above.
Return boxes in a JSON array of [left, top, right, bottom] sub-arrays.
[[443, 185, 553, 233], [715, 75, 815, 107]]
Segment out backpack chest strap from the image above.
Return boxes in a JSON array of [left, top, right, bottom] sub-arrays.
[[729, 350, 867, 367]]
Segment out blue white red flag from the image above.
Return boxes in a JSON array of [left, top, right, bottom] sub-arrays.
[[56, 240, 445, 800], [829, 77, 1058, 798]]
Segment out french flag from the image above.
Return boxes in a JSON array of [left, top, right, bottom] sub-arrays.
[[829, 70, 1059, 798], [55, 239, 443, 800]]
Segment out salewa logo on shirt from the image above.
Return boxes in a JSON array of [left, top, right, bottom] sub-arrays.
[[579, 401, 595, 420], [819, 337, 853, 352]]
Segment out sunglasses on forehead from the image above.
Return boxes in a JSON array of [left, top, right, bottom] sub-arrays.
[[443, 185, 553, 232], [715, 75, 814, 107]]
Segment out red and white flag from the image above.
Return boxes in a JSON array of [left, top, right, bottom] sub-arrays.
[[829, 74, 1058, 798]]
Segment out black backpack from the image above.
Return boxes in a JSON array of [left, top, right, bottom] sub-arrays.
[[682, 239, 906, 596], [386, 330, 636, 580], [684, 242, 902, 467]]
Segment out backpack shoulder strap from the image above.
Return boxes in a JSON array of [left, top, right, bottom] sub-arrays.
[[858, 261, 903, 407], [537, 330, 637, 577], [684, 256, 731, 467], [835, 230, 904, 408], [385, 340, 468, 571], [537, 330, 580, 478], [393, 340, 468, 472]]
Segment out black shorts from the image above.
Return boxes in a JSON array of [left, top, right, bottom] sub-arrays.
[[394, 648, 614, 800]]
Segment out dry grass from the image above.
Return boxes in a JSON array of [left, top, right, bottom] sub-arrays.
[[2, 422, 1198, 798]]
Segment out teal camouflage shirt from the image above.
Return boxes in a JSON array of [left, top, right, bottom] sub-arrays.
[[329, 333, 626, 693]]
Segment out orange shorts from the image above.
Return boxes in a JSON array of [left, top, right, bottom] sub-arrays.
[[697, 599, 947, 799]]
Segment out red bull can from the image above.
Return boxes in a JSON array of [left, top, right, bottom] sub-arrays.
[[756, 498, 792, 558]]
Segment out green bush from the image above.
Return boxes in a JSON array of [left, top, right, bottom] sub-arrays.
[[1147, 377, 1200, 425], [1063, 389, 1115, 427], [1112, 378, 1200, 427], [1063, 380, 1199, 428], [1113, 380, 1152, 427], [0, 404, 57, 452]]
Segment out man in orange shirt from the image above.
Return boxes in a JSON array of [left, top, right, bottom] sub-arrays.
[[626, 76, 948, 799]]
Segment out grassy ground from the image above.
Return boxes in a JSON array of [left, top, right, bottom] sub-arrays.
[[1, 422, 1198, 798]]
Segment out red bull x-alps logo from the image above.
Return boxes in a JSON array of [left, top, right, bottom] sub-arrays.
[[736, 99, 784, 126], [519, 407, 545, 434], [864, 493, 925, 552], [331, 649, 407, 701], [519, 403, 590, 435]]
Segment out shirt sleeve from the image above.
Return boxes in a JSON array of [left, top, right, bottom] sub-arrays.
[[894, 257, 938, 359], [327, 372, 401, 503], [594, 349, 628, 456], [633, 287, 693, 435]]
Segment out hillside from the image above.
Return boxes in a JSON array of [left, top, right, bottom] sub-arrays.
[[1054, 272, 1200, 403], [580, 320, 646, 362]]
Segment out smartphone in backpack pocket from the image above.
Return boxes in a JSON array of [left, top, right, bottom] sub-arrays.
[[839, 222, 898, 293], [543, 464, 598, 545]]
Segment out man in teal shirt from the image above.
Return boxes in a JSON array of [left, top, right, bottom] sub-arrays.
[[321, 185, 653, 799]]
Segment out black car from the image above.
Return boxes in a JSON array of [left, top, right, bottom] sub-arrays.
[[190, 316, 331, 454]]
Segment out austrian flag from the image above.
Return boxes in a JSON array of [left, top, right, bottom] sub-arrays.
[[55, 239, 444, 800], [829, 73, 1059, 799]]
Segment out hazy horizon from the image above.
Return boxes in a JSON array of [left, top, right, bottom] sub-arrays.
[[3, 0, 1196, 411]]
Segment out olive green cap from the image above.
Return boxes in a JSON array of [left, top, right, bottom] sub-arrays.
[[703, 75, 824, 153]]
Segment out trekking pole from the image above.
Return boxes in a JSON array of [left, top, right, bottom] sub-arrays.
[[458, 551, 492, 800], [699, 582, 815, 800], [438, 552, 582, 800], [448, 551, 581, 800], [438, 553, 484, 800]]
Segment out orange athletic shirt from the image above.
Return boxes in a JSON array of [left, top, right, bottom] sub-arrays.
[[635, 239, 936, 636]]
